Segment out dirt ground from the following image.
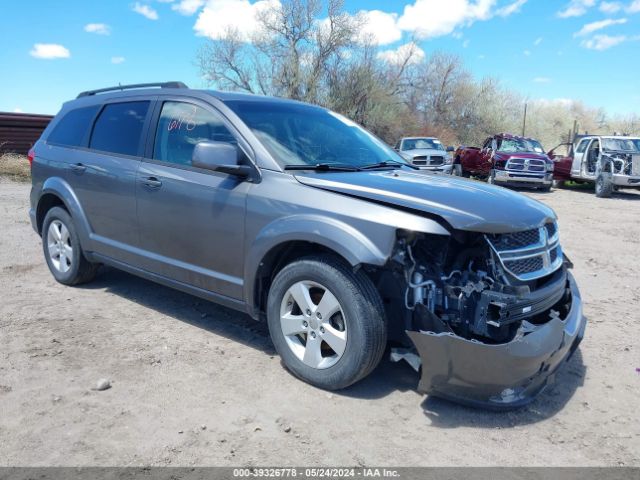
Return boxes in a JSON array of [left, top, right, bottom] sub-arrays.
[[0, 177, 639, 467]]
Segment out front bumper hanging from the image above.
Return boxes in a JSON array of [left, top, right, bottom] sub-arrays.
[[406, 272, 586, 409]]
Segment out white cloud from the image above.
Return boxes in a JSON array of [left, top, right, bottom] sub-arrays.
[[396, 0, 496, 39], [172, 0, 205, 15], [523, 49, 531, 56], [580, 33, 626, 49], [574, 17, 627, 36], [557, 0, 596, 18], [534, 36, 543, 45], [628, 0, 640, 12], [599, 1, 623, 13], [496, 0, 527, 17], [194, 0, 279, 39], [111, 56, 126, 64], [356, 10, 402, 46], [13, 108, 23, 113], [132, 2, 159, 20], [29, 43, 71, 59], [84, 23, 111, 35], [533, 76, 551, 83], [377, 42, 425, 65]]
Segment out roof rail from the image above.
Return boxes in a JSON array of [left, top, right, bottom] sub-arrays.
[[77, 81, 188, 98]]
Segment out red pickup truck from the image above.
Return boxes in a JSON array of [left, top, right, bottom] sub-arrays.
[[453, 133, 554, 191]]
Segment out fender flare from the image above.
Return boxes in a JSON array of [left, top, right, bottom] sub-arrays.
[[243, 214, 391, 315], [39, 177, 93, 249]]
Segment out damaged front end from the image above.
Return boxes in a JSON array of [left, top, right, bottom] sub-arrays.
[[384, 223, 586, 409]]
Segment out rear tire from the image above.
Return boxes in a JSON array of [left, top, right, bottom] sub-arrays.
[[539, 183, 552, 192], [42, 207, 98, 285], [267, 255, 387, 391], [595, 173, 614, 198]]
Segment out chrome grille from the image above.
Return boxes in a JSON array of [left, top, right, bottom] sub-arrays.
[[486, 221, 563, 281], [506, 158, 546, 173], [412, 155, 444, 166], [505, 256, 544, 275], [632, 155, 640, 176]]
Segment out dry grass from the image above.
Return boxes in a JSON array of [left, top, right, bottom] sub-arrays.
[[0, 153, 31, 181]]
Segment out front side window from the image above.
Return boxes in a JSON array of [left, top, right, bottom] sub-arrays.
[[153, 102, 236, 166], [226, 100, 404, 168], [48, 105, 99, 147], [89, 101, 149, 156]]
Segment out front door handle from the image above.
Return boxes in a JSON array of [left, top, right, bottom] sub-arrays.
[[141, 177, 162, 188], [70, 163, 86, 173]]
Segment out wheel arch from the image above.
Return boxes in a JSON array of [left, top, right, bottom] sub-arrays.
[[36, 177, 92, 247], [244, 215, 391, 319]]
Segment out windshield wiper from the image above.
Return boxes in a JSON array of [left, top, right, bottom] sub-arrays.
[[360, 160, 417, 170], [284, 163, 361, 172]]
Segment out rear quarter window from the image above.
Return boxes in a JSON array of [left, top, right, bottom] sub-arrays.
[[89, 101, 150, 156], [47, 106, 99, 147]]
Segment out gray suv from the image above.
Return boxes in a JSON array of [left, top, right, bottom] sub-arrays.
[[30, 82, 586, 408]]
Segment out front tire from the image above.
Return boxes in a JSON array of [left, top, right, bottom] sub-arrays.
[[595, 173, 614, 198], [42, 207, 98, 285], [267, 255, 387, 390]]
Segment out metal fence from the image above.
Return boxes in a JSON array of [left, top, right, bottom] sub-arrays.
[[0, 112, 53, 155]]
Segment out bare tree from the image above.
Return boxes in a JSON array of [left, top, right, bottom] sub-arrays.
[[197, 0, 635, 148]]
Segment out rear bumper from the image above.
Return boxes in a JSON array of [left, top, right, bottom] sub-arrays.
[[29, 207, 38, 234], [494, 170, 553, 186], [407, 272, 585, 409]]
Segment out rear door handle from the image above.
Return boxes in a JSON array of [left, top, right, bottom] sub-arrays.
[[141, 177, 162, 188], [70, 163, 86, 173]]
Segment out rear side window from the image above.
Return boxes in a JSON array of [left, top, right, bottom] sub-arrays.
[[575, 139, 589, 154], [153, 101, 236, 166], [47, 106, 99, 147], [89, 101, 149, 156]]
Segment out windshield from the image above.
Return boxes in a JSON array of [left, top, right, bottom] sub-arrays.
[[498, 137, 545, 154], [602, 138, 640, 152], [401, 138, 445, 151], [226, 100, 407, 168]]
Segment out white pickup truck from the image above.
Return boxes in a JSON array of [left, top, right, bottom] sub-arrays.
[[549, 135, 640, 197]]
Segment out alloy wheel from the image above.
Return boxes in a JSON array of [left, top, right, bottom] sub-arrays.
[[47, 220, 73, 273], [279, 280, 347, 369]]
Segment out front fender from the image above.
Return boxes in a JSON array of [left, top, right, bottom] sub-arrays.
[[243, 214, 392, 315], [39, 177, 93, 249]]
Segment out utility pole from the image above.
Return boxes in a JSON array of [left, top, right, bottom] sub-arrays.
[[522, 102, 527, 137]]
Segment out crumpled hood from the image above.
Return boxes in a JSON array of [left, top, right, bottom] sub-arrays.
[[294, 170, 556, 234]]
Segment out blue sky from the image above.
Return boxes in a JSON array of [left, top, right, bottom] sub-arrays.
[[1, 0, 639, 116]]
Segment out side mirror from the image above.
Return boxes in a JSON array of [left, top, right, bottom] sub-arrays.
[[446, 146, 455, 152], [192, 141, 252, 178]]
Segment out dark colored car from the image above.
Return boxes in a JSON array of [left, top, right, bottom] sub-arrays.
[[454, 133, 554, 190], [29, 82, 585, 408]]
